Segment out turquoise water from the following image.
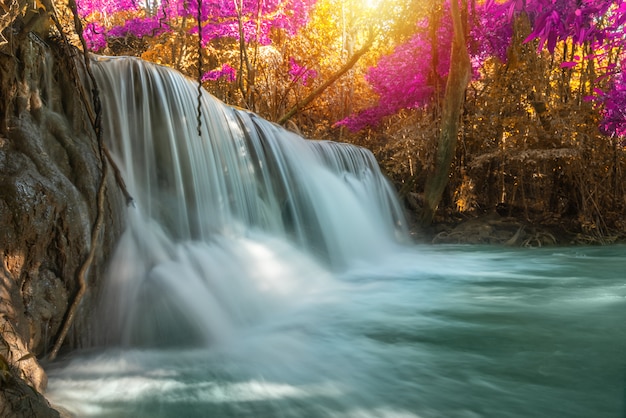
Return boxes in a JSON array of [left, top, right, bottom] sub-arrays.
[[47, 245, 626, 418]]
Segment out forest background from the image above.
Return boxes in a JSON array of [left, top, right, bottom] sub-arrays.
[[4, 0, 625, 245]]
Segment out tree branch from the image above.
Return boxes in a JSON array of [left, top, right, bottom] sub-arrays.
[[277, 34, 375, 126]]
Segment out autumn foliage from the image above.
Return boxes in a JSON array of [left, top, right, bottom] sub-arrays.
[[351, 1, 626, 241], [3, 0, 624, 241]]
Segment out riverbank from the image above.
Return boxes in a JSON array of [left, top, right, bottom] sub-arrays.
[[409, 211, 626, 247]]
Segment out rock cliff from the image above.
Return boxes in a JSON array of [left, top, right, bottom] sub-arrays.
[[1, 31, 124, 416]]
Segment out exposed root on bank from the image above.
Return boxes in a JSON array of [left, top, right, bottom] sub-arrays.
[[47, 0, 111, 361]]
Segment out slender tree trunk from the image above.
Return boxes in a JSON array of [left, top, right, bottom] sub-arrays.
[[234, 0, 255, 109], [421, 0, 471, 225]]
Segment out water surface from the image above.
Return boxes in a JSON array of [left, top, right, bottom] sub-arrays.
[[47, 245, 626, 418]]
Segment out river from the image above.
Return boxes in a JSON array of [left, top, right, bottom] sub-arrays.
[[47, 244, 626, 418]]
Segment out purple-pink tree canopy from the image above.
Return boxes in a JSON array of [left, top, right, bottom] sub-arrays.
[[337, 0, 626, 139], [77, 0, 316, 80]]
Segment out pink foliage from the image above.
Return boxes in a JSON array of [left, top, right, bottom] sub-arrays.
[[289, 57, 318, 85], [77, 0, 315, 52], [338, 0, 513, 131], [596, 61, 626, 138], [520, 0, 626, 138], [107, 17, 168, 39], [83, 22, 107, 51], [77, 0, 136, 18], [75, 0, 625, 138], [202, 64, 237, 82], [336, 13, 454, 132], [339, 0, 626, 136], [470, 0, 512, 64]]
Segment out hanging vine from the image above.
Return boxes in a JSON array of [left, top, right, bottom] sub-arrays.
[[45, 0, 131, 360], [196, 0, 203, 136]]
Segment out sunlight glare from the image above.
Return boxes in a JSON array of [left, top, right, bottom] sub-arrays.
[[362, 0, 381, 9]]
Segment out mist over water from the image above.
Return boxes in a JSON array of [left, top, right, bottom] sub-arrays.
[[46, 58, 626, 417], [48, 245, 626, 417]]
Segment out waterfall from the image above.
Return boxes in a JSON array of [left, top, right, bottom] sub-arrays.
[[90, 56, 408, 347]]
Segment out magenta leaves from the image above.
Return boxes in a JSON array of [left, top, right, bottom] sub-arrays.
[[77, 0, 315, 52], [339, 0, 625, 139], [202, 63, 237, 82], [289, 57, 318, 85], [77, 0, 137, 18], [335, 23, 448, 132], [595, 60, 626, 139]]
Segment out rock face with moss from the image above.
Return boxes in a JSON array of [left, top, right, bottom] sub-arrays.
[[0, 29, 124, 416]]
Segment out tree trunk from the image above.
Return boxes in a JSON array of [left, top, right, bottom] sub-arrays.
[[421, 0, 471, 225]]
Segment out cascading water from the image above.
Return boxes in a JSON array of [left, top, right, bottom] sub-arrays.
[[89, 56, 408, 347], [46, 57, 626, 418]]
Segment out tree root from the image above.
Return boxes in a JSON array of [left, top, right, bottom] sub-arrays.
[[47, 0, 114, 360], [521, 231, 556, 247]]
